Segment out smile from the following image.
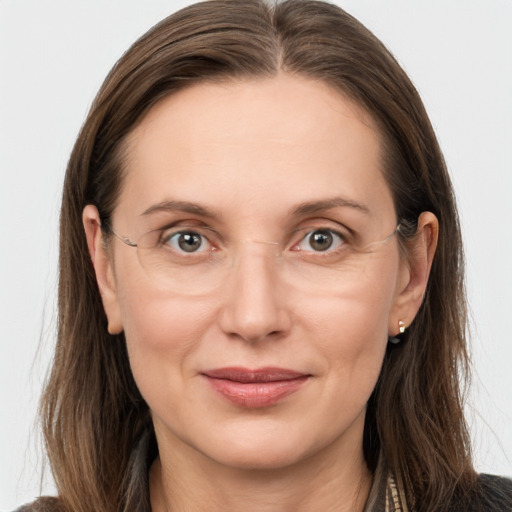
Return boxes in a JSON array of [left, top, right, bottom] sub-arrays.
[[201, 367, 310, 408]]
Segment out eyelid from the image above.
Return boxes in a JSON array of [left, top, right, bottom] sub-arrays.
[[296, 215, 352, 230], [155, 220, 219, 237], [291, 217, 352, 238]]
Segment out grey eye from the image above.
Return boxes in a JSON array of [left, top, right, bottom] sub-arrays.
[[166, 231, 204, 252]]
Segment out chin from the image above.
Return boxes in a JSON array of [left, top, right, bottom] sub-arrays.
[[194, 420, 338, 472], [209, 442, 309, 472]]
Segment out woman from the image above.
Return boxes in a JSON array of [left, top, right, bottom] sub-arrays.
[[15, 0, 512, 510]]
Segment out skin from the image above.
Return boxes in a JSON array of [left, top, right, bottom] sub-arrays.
[[84, 73, 438, 511]]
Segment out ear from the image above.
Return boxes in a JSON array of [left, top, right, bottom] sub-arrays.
[[388, 211, 439, 336], [83, 205, 123, 335]]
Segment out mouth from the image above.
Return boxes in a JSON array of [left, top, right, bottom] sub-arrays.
[[201, 367, 311, 408]]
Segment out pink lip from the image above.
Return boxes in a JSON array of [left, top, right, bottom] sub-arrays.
[[201, 367, 310, 408]]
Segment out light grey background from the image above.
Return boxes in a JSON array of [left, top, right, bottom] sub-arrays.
[[1, 0, 511, 509]]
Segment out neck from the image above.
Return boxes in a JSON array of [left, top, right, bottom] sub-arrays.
[[150, 430, 372, 512]]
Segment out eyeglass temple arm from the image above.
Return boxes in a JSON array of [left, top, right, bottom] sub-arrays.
[[103, 224, 138, 247]]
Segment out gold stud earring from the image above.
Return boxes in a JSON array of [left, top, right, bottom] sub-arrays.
[[389, 320, 406, 345]]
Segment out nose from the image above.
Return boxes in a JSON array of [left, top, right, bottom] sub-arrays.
[[218, 245, 291, 343]]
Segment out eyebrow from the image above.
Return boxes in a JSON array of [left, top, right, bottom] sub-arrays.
[[140, 200, 221, 220], [291, 196, 370, 217], [140, 196, 369, 220]]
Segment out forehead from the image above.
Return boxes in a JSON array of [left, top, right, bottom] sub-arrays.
[[117, 73, 394, 227]]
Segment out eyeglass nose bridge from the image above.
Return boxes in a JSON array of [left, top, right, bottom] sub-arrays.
[[227, 238, 283, 268], [239, 239, 279, 246]]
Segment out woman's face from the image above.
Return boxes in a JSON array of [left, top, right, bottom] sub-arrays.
[[90, 74, 419, 471]]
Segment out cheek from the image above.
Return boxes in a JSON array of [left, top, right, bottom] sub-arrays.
[[307, 293, 389, 382], [301, 259, 399, 390], [115, 269, 213, 397], [305, 262, 398, 346]]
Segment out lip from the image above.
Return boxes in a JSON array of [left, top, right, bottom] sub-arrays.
[[201, 367, 310, 408]]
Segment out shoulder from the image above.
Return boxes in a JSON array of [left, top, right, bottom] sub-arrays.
[[469, 473, 512, 510], [450, 473, 512, 511], [12, 497, 64, 512]]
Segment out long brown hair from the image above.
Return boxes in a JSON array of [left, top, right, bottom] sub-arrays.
[[41, 1, 476, 510]]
